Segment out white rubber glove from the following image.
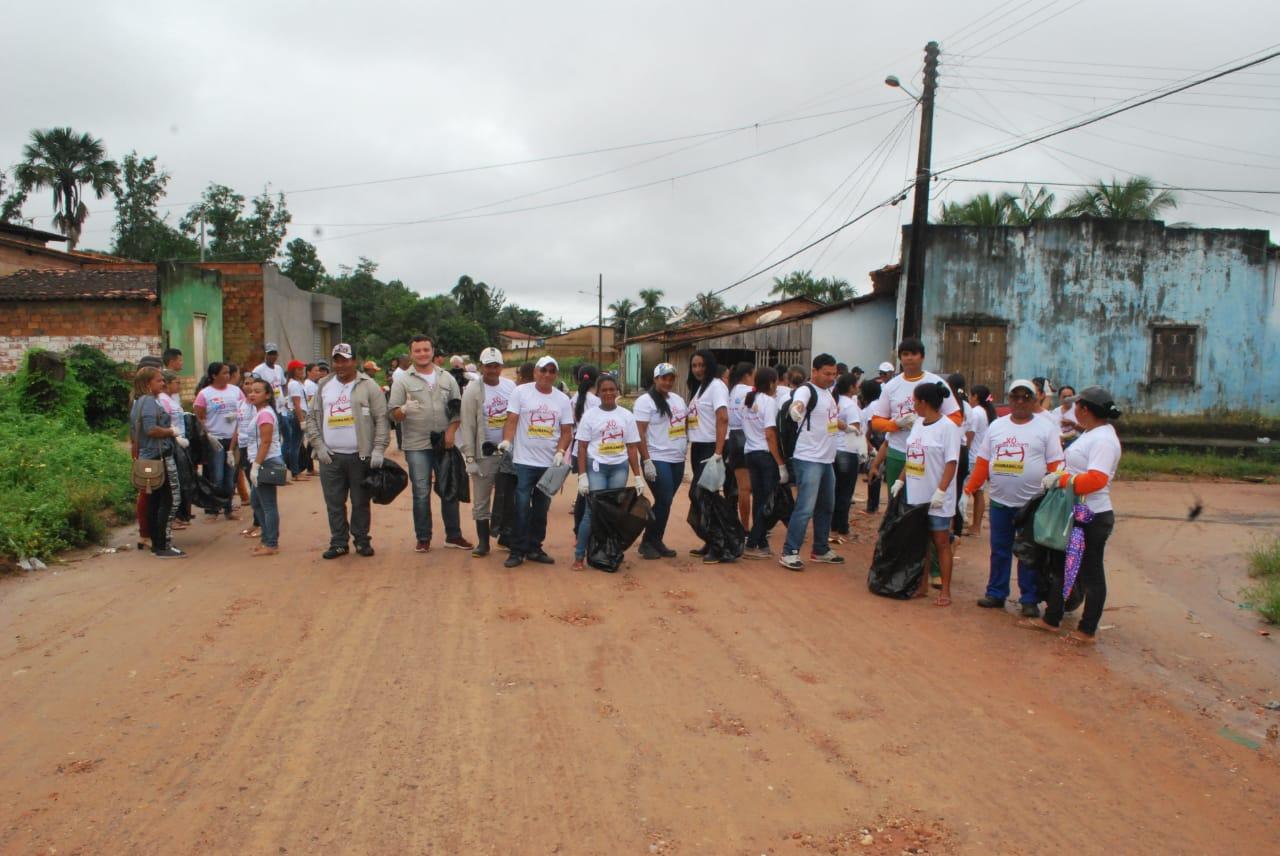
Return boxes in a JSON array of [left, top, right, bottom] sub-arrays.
[[552, 450, 565, 468], [465, 456, 479, 475], [893, 412, 916, 431], [175, 436, 189, 449], [845, 423, 862, 436], [315, 447, 333, 466], [789, 400, 807, 423], [929, 488, 948, 512], [577, 474, 590, 497], [401, 398, 424, 416], [889, 481, 903, 499], [642, 459, 657, 482], [778, 463, 790, 485], [959, 492, 974, 526], [225, 449, 235, 467], [633, 475, 647, 499], [370, 451, 385, 469], [498, 439, 512, 455], [249, 463, 259, 487], [1041, 471, 1063, 491], [709, 453, 723, 465]]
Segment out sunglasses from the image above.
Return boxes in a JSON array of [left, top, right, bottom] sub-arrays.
[[538, 366, 558, 374], [1009, 391, 1034, 400]]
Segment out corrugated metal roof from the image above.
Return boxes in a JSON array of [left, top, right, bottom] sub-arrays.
[[0, 268, 157, 302]]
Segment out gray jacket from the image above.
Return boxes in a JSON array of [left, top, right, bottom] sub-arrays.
[[458, 378, 495, 460], [388, 367, 460, 451], [305, 372, 389, 460]]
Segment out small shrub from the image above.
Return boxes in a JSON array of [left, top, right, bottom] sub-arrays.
[[65, 344, 133, 430], [1242, 536, 1280, 624], [1246, 535, 1280, 579], [1244, 577, 1280, 624]]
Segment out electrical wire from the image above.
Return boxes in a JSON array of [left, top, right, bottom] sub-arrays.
[[945, 178, 1280, 195], [954, 0, 1087, 62]]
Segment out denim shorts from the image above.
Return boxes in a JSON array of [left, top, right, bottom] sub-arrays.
[[928, 514, 952, 531]]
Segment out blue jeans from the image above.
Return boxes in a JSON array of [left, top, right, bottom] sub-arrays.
[[783, 459, 835, 556], [204, 436, 235, 515], [644, 459, 684, 548], [745, 450, 779, 549], [250, 456, 282, 547], [832, 451, 859, 535], [404, 448, 463, 543], [986, 500, 1038, 603], [280, 413, 303, 477], [575, 461, 630, 559], [513, 463, 551, 557]]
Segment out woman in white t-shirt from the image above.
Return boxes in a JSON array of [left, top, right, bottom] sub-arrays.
[[889, 381, 962, 606], [570, 364, 602, 540], [192, 362, 243, 520], [727, 362, 756, 531], [741, 367, 788, 558], [1055, 384, 1081, 446], [963, 385, 996, 536], [572, 375, 644, 570], [245, 377, 285, 556], [1029, 386, 1123, 645], [831, 373, 863, 543], [685, 349, 731, 563], [634, 363, 688, 559]]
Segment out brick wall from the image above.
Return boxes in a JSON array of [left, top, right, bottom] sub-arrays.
[[0, 300, 161, 373], [197, 263, 264, 369]]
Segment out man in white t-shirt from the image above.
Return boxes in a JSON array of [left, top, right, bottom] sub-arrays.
[[500, 355, 575, 567], [459, 347, 517, 557], [779, 353, 846, 571], [252, 343, 287, 410], [869, 337, 962, 494]]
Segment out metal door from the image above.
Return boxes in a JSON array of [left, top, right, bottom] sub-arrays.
[[943, 323, 1006, 400]]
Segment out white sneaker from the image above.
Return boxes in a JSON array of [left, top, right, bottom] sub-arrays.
[[778, 553, 804, 571], [809, 549, 845, 564]]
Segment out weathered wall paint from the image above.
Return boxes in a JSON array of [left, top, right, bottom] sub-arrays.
[[911, 219, 1277, 416], [263, 265, 342, 364], [159, 263, 223, 376]]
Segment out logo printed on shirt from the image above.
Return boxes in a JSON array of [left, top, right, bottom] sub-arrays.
[[598, 419, 626, 455], [485, 394, 510, 429], [992, 436, 1027, 475], [667, 405, 688, 438], [905, 438, 926, 478], [327, 389, 355, 428], [526, 405, 557, 438], [826, 402, 840, 434]]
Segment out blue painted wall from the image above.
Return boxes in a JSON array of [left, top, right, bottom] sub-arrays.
[[911, 219, 1278, 416]]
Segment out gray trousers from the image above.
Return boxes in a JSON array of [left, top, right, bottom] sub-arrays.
[[469, 454, 501, 520], [320, 452, 372, 548]]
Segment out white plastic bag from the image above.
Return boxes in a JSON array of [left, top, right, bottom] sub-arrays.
[[696, 455, 726, 493]]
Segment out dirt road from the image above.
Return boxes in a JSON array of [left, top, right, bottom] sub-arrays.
[[2, 463, 1277, 855]]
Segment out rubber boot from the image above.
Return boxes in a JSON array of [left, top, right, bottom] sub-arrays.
[[472, 520, 491, 557]]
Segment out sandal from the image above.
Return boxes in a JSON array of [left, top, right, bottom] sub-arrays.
[[250, 546, 279, 557], [1063, 630, 1096, 646], [571, 558, 586, 571], [934, 595, 952, 607], [241, 528, 261, 539]]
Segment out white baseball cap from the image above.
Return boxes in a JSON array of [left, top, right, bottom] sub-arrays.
[[480, 347, 503, 365], [877, 361, 895, 373], [536, 355, 558, 370], [1009, 378, 1037, 395], [653, 362, 676, 378]]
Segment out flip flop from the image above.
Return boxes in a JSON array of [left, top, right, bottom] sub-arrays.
[[934, 595, 952, 607]]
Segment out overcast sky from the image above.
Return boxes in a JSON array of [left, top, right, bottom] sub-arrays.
[[5, 0, 1278, 327]]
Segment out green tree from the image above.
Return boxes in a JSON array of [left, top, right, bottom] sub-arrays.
[[607, 298, 636, 334], [1060, 176, 1177, 220], [110, 152, 199, 261], [0, 169, 29, 223], [437, 317, 488, 357], [13, 127, 119, 249], [281, 237, 326, 291], [685, 291, 734, 322], [179, 183, 291, 261], [632, 288, 671, 334], [939, 185, 1057, 226], [769, 270, 852, 303], [494, 303, 553, 336]]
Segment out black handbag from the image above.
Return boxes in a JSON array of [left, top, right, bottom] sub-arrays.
[[257, 460, 288, 485]]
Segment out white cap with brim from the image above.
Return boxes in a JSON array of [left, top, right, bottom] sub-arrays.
[[479, 347, 504, 365], [1009, 378, 1037, 395], [331, 343, 354, 359], [536, 355, 558, 370], [878, 361, 894, 373], [653, 362, 676, 378]]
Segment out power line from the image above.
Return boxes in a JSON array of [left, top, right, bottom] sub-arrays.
[[948, 54, 1280, 77], [955, 0, 1087, 62], [943, 87, 1280, 111], [945, 178, 1280, 195]]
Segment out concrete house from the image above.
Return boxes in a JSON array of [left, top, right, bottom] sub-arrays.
[[906, 218, 1280, 415]]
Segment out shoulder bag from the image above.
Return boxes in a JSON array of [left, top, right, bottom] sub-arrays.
[[131, 398, 168, 493]]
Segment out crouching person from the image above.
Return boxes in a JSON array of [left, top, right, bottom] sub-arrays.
[[305, 343, 389, 559]]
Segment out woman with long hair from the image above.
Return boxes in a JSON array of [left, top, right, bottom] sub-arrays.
[[634, 363, 688, 559], [245, 377, 285, 556], [727, 361, 755, 529], [134, 367, 186, 558], [831, 372, 862, 542], [889, 381, 961, 606], [1056, 384, 1081, 446], [965, 384, 997, 536], [686, 349, 731, 563], [946, 373, 970, 537], [570, 364, 602, 535], [193, 362, 243, 520], [740, 367, 788, 558], [572, 375, 644, 570]]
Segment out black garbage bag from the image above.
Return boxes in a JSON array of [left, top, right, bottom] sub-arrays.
[[586, 488, 653, 572], [363, 459, 409, 505], [760, 482, 795, 530], [491, 470, 518, 530], [189, 472, 226, 511], [686, 486, 746, 561], [867, 491, 931, 599], [434, 447, 471, 504], [1013, 494, 1048, 571]]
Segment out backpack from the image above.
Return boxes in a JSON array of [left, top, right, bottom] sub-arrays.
[[776, 382, 818, 461]]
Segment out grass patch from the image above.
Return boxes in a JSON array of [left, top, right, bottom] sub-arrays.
[[1242, 536, 1280, 624], [1118, 448, 1279, 482]]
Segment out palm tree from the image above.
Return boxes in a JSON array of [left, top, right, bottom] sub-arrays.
[[1011, 184, 1056, 224], [633, 288, 671, 333], [1060, 177, 1177, 220], [770, 270, 852, 303], [685, 291, 732, 322], [939, 185, 1058, 226], [14, 127, 119, 249], [607, 298, 636, 334]]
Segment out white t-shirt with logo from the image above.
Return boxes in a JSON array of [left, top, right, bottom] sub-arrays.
[[1064, 423, 1122, 513], [870, 371, 960, 454], [235, 398, 255, 448], [303, 378, 319, 406], [508, 384, 575, 467], [248, 406, 282, 462], [741, 392, 779, 454], [790, 383, 840, 464], [321, 379, 360, 454], [481, 377, 518, 446], [728, 383, 753, 431], [904, 417, 962, 516], [575, 406, 640, 467], [965, 405, 990, 468], [633, 392, 689, 464], [977, 415, 1064, 507], [160, 392, 186, 438], [838, 395, 866, 457], [252, 362, 288, 408], [687, 378, 729, 444], [195, 384, 245, 440], [287, 379, 309, 414]]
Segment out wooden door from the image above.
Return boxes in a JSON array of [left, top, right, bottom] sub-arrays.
[[943, 323, 1006, 400]]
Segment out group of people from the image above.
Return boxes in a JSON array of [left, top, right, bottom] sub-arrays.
[[130, 330, 1122, 646]]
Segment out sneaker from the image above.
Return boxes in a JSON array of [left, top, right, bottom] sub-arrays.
[[656, 543, 678, 558], [527, 551, 555, 565], [809, 550, 845, 564], [154, 547, 187, 559], [503, 553, 525, 568], [637, 543, 661, 560], [778, 553, 804, 571], [689, 546, 708, 557], [355, 543, 375, 557], [1020, 603, 1041, 618], [976, 596, 1006, 609], [322, 546, 349, 560], [444, 535, 474, 550], [742, 546, 771, 560], [415, 540, 431, 553]]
